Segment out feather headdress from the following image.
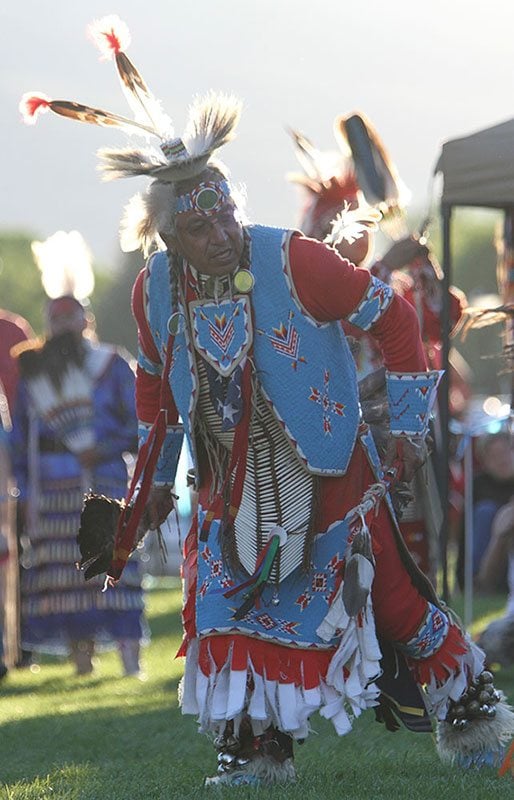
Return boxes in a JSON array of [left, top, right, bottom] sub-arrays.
[[31, 230, 95, 301], [21, 15, 242, 251]]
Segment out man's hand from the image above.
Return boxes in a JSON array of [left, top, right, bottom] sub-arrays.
[[383, 434, 427, 484], [144, 485, 176, 530]]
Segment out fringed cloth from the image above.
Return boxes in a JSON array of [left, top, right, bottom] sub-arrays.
[[180, 595, 382, 740]]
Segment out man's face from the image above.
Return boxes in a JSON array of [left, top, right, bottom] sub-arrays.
[[174, 201, 244, 276]]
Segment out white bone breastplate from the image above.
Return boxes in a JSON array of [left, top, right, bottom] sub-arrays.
[[196, 358, 314, 582]]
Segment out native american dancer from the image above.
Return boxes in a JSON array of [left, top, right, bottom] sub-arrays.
[[288, 118, 470, 582], [22, 15, 514, 787], [9, 232, 144, 676]]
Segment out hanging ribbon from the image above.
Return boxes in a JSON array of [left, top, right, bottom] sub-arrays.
[[223, 532, 282, 620]]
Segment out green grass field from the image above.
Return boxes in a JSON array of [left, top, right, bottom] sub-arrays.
[[1, 582, 513, 800]]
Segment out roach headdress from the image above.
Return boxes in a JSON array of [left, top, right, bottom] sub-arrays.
[[20, 15, 242, 253]]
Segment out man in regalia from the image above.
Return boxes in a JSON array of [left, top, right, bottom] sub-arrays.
[[22, 15, 514, 787]]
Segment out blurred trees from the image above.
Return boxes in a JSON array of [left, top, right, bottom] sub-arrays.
[[419, 207, 507, 396]]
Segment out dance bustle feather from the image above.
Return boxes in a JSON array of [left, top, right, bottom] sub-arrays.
[[334, 112, 409, 237]]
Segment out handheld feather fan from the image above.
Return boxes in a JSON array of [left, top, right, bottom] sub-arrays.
[[334, 112, 410, 238]]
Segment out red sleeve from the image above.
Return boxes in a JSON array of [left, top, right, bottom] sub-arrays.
[[289, 234, 427, 373], [131, 268, 179, 426]]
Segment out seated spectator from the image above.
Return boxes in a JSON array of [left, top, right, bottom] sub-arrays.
[[457, 431, 514, 593], [476, 498, 514, 666]]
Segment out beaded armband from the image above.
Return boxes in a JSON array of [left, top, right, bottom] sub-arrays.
[[137, 348, 162, 377], [386, 369, 443, 437], [345, 275, 394, 331], [395, 602, 449, 660], [138, 421, 184, 486]]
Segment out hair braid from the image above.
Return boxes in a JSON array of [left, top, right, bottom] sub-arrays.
[[167, 247, 183, 327]]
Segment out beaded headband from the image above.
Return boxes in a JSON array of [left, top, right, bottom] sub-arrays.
[[176, 180, 232, 216]]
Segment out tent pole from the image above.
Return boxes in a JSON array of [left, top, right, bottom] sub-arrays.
[[440, 203, 453, 602]]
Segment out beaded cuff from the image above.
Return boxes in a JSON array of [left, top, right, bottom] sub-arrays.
[[386, 369, 443, 437], [138, 422, 184, 485], [345, 274, 394, 331]]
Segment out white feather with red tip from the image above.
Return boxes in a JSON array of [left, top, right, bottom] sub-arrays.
[[19, 92, 51, 124], [88, 14, 173, 139], [88, 14, 131, 59]]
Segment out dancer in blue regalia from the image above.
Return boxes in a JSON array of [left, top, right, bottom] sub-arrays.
[[10, 231, 144, 676], [21, 14, 514, 787]]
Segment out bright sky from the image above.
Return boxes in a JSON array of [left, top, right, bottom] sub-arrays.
[[2, 0, 514, 266]]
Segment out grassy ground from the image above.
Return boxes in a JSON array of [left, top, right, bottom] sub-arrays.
[[1, 582, 512, 800]]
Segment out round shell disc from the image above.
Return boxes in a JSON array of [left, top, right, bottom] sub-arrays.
[[233, 269, 254, 293], [167, 312, 185, 335]]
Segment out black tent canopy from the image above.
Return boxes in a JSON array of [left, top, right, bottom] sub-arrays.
[[435, 116, 514, 599], [436, 117, 514, 208]]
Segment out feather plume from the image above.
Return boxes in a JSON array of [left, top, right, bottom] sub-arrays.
[[184, 92, 242, 157], [89, 15, 173, 138], [119, 186, 173, 254], [326, 201, 382, 246], [98, 145, 166, 180], [288, 128, 326, 182], [288, 127, 351, 187], [19, 92, 52, 124], [31, 231, 95, 301], [88, 14, 131, 58], [342, 528, 375, 617], [20, 93, 158, 138]]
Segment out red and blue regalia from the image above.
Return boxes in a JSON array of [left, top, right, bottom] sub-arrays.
[[22, 14, 514, 786]]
